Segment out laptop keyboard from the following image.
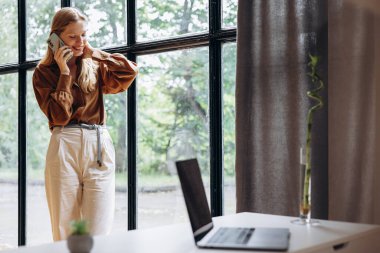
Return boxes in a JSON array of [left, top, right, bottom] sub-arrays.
[[208, 227, 254, 245]]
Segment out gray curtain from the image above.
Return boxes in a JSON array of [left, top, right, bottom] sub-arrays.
[[329, 1, 380, 224], [236, 0, 380, 224]]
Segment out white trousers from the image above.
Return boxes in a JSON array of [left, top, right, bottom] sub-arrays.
[[45, 127, 115, 241]]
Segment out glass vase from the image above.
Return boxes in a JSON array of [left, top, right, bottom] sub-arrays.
[[291, 147, 319, 225]]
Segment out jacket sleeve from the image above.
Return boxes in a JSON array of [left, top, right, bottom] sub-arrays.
[[91, 49, 138, 94], [32, 67, 73, 126]]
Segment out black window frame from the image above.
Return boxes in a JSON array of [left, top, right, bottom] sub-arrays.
[[0, 0, 236, 246]]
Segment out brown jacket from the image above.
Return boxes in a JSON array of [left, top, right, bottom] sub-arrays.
[[33, 49, 138, 129]]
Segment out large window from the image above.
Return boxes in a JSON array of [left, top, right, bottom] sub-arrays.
[[137, 0, 209, 41], [137, 48, 210, 228], [72, 0, 128, 48], [0, 0, 237, 247], [26, 0, 60, 60], [0, 0, 18, 64], [26, 70, 52, 245], [0, 74, 18, 248], [223, 0, 238, 27], [223, 42, 237, 215]]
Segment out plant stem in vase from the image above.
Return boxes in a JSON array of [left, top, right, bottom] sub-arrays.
[[291, 147, 315, 225], [292, 54, 324, 225]]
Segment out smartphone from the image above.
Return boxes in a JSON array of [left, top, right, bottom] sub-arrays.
[[47, 33, 72, 61]]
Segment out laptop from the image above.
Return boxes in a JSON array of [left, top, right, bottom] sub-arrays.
[[176, 158, 290, 251]]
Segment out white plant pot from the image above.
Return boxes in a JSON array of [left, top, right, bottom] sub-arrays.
[[67, 235, 94, 253]]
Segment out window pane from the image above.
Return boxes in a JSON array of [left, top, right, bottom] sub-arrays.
[[104, 93, 128, 233], [26, 70, 52, 245], [137, 0, 208, 41], [0, 1, 18, 64], [223, 0, 237, 28], [72, 0, 128, 48], [223, 43, 236, 215], [26, 0, 60, 60], [137, 48, 209, 228], [0, 73, 18, 249]]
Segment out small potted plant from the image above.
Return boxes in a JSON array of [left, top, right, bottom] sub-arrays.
[[67, 219, 94, 253]]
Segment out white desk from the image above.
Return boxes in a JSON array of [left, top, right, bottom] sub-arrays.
[[3, 212, 380, 253]]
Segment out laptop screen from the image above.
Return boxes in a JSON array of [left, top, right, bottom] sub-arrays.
[[176, 159, 214, 242]]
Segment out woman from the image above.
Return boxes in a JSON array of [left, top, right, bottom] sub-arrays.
[[33, 7, 138, 241]]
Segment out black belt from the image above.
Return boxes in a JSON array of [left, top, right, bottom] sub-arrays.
[[62, 123, 106, 166]]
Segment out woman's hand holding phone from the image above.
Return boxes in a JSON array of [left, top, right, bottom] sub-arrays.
[[54, 46, 73, 75], [47, 33, 73, 75]]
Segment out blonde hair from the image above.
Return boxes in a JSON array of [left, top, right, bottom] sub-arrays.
[[39, 7, 98, 93]]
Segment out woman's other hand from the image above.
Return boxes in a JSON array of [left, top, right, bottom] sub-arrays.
[[83, 41, 94, 59], [55, 46, 73, 75]]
